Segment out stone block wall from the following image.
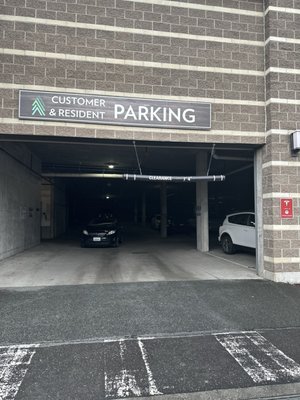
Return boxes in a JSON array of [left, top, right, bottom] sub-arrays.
[[263, 0, 300, 282], [0, 0, 265, 145]]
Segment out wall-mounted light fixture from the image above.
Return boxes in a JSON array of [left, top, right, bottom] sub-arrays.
[[291, 130, 300, 156]]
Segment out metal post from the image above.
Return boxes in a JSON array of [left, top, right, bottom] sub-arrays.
[[160, 182, 167, 238], [142, 191, 146, 226], [196, 152, 209, 252], [134, 200, 138, 224]]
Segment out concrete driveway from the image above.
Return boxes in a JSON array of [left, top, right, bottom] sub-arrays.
[[0, 226, 257, 287]]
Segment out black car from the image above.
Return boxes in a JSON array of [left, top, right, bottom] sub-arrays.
[[80, 215, 122, 248]]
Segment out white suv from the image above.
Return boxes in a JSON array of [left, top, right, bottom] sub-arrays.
[[218, 212, 255, 254]]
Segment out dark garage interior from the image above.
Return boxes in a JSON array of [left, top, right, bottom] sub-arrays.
[[0, 137, 258, 287], [3, 137, 255, 243]]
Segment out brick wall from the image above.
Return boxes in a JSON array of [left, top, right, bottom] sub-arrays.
[[0, 0, 265, 144], [263, 1, 300, 281]]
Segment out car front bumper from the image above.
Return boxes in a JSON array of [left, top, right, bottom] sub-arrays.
[[81, 234, 118, 247]]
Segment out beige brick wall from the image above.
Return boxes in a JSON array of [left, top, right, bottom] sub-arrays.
[[262, 0, 300, 281], [0, 0, 265, 143]]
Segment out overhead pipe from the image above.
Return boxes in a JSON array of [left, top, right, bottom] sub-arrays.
[[43, 173, 123, 179], [123, 174, 225, 182], [226, 164, 253, 176], [212, 151, 253, 162], [43, 172, 226, 182]]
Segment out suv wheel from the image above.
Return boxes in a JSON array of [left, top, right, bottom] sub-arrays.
[[221, 234, 236, 254]]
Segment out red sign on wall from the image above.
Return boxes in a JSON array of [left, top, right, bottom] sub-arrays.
[[280, 198, 293, 219]]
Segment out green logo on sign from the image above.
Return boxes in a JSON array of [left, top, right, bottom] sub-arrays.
[[32, 97, 46, 116]]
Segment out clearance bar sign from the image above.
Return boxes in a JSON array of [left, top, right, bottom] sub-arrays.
[[19, 90, 211, 130]]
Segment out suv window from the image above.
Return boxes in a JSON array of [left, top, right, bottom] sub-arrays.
[[228, 214, 249, 226]]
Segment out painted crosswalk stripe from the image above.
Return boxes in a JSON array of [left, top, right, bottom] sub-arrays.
[[105, 338, 162, 398], [137, 339, 162, 396], [0, 344, 39, 399], [215, 331, 300, 383], [105, 339, 142, 398]]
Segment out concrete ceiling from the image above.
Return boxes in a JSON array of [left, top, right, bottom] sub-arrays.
[[18, 137, 255, 175]]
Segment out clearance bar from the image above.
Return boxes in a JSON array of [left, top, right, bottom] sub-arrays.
[[124, 174, 225, 182], [43, 172, 225, 182]]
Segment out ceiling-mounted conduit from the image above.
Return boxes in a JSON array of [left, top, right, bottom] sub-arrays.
[[226, 164, 253, 176], [209, 148, 253, 176], [212, 151, 253, 162]]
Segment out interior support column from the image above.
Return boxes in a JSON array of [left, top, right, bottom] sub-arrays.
[[141, 191, 146, 226], [134, 200, 138, 224], [160, 182, 167, 238], [196, 152, 209, 252]]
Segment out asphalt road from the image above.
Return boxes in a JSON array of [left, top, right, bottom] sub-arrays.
[[1, 280, 300, 345], [1, 280, 300, 399], [3, 329, 300, 400]]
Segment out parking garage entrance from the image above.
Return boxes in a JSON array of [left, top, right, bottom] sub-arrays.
[[0, 138, 259, 286]]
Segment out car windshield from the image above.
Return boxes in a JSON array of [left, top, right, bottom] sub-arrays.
[[88, 216, 116, 225]]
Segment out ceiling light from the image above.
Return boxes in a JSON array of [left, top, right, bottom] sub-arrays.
[[106, 195, 110, 199], [105, 162, 118, 169]]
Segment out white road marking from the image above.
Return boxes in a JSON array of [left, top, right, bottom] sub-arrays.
[[0, 344, 39, 399], [105, 340, 142, 398], [119, 339, 126, 362], [105, 370, 142, 398], [138, 339, 162, 396], [215, 332, 300, 383], [250, 333, 300, 378], [206, 251, 255, 270]]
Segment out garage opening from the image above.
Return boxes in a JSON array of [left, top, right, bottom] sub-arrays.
[[0, 137, 259, 286]]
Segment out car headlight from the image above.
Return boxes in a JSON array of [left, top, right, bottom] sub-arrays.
[[107, 230, 116, 235], [83, 230, 88, 235]]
